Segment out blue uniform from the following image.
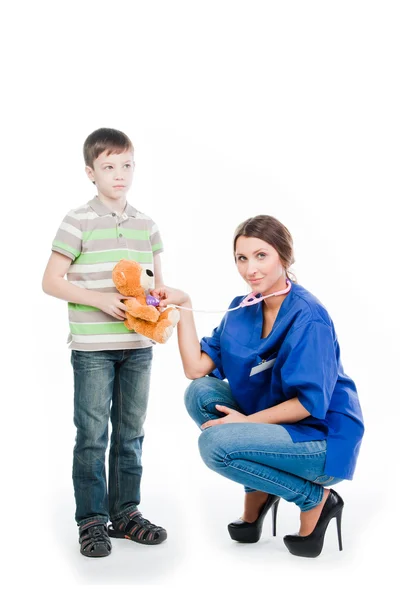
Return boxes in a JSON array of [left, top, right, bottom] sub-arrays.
[[200, 282, 364, 480]]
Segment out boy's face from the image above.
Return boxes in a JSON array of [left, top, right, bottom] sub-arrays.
[[86, 150, 135, 201]]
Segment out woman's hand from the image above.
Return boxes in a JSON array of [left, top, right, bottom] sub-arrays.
[[151, 285, 190, 308], [201, 405, 249, 429]]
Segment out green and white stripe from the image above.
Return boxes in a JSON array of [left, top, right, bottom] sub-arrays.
[[52, 196, 162, 351]]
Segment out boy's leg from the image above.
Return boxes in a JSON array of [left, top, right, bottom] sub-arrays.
[[71, 350, 115, 527], [108, 347, 166, 544], [108, 347, 152, 519]]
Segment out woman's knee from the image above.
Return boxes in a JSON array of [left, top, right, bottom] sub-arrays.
[[198, 426, 227, 471], [184, 377, 215, 417]]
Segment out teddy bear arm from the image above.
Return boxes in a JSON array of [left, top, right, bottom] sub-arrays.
[[127, 317, 164, 343], [124, 297, 141, 314], [124, 298, 159, 323], [135, 304, 160, 323]]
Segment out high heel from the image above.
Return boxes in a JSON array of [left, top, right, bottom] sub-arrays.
[[228, 494, 280, 543], [283, 489, 344, 558]]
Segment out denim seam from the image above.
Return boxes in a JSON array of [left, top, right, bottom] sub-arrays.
[[313, 475, 335, 483], [225, 450, 326, 461], [113, 373, 122, 513], [78, 515, 108, 527]]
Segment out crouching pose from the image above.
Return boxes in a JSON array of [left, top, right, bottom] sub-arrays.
[[152, 215, 364, 558]]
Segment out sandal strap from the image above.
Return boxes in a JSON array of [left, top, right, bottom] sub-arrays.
[[79, 519, 104, 533], [79, 523, 111, 553], [114, 509, 142, 532], [113, 511, 165, 540]]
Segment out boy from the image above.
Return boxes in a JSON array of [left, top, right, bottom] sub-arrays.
[[42, 128, 167, 557]]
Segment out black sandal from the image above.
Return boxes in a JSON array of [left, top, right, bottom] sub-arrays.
[[79, 522, 112, 557], [108, 509, 167, 545]]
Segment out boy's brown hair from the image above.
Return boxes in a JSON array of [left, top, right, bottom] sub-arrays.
[[83, 128, 134, 168]]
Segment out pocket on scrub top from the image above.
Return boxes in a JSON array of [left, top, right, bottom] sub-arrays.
[[249, 355, 277, 377]]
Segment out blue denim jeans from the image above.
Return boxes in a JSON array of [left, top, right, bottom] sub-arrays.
[[71, 347, 152, 527], [184, 377, 342, 511]]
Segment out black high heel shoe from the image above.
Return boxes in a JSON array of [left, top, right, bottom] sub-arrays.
[[283, 489, 344, 558], [228, 494, 280, 543]]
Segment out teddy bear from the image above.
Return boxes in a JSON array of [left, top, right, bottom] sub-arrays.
[[112, 259, 180, 344]]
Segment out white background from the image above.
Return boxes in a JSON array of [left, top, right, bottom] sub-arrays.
[[2, 0, 399, 595]]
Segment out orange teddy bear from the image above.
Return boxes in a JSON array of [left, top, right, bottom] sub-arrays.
[[112, 259, 180, 344]]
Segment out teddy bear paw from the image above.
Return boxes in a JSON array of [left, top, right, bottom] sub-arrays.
[[169, 308, 180, 326], [160, 325, 174, 343]]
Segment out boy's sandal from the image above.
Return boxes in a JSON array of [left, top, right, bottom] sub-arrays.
[[79, 522, 112, 557], [108, 509, 167, 545]]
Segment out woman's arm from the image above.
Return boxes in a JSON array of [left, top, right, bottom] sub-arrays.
[[177, 298, 216, 379], [152, 286, 216, 379], [247, 397, 311, 424], [201, 397, 310, 429]]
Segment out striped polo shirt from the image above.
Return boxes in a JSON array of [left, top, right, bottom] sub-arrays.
[[52, 196, 163, 351]]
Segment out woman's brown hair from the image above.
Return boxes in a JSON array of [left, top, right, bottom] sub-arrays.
[[233, 215, 296, 281]]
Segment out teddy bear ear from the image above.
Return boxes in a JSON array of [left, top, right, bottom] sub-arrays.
[[113, 269, 126, 289]]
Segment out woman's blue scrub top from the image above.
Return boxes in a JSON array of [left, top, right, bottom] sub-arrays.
[[200, 282, 364, 480]]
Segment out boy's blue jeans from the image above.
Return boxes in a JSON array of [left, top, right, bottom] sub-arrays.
[[184, 377, 342, 511], [71, 347, 152, 527]]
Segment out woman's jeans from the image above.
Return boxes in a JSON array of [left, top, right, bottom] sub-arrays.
[[71, 347, 152, 527], [185, 377, 342, 511]]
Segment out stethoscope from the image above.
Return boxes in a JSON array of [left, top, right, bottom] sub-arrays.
[[164, 279, 292, 314], [238, 278, 292, 308]]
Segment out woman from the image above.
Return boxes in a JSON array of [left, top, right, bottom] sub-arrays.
[[153, 215, 364, 558]]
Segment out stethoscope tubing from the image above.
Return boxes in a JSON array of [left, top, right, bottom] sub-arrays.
[[168, 279, 292, 314]]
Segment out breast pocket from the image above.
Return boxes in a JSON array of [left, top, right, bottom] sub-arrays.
[[250, 355, 277, 377]]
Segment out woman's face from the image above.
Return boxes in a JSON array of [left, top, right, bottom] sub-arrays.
[[235, 236, 286, 294]]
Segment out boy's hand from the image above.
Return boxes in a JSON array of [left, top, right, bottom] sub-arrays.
[[151, 286, 190, 308], [93, 292, 131, 320]]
